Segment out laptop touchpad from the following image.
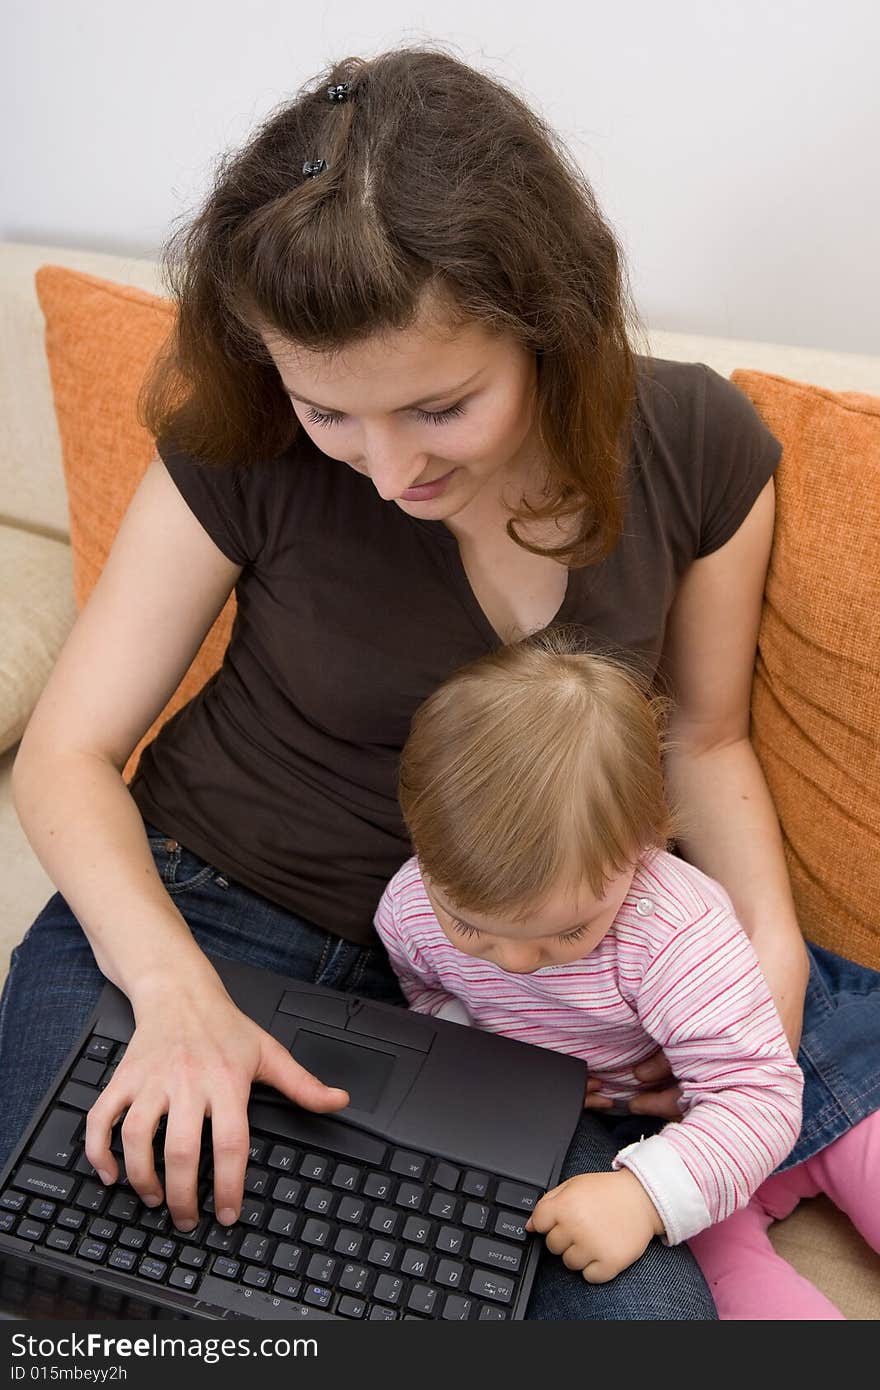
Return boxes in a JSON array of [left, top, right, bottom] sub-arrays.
[[290, 1031, 395, 1113]]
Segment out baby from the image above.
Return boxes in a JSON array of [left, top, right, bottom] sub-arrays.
[[374, 630, 880, 1317]]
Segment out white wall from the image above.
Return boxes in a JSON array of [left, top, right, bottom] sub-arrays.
[[3, 0, 878, 353]]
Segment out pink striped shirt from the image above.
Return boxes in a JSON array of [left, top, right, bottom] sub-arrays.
[[374, 849, 804, 1243]]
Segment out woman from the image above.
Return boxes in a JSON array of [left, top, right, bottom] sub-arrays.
[[0, 47, 808, 1319]]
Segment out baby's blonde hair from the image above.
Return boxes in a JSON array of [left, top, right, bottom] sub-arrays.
[[399, 629, 677, 917]]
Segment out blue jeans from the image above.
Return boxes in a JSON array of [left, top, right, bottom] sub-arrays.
[[0, 825, 716, 1320]]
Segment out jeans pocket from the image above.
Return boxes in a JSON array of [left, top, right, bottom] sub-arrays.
[[145, 832, 220, 896]]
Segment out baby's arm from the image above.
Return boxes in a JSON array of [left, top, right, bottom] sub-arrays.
[[613, 902, 804, 1244], [373, 877, 472, 1024]]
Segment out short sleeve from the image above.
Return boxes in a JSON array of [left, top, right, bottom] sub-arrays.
[[157, 437, 289, 568], [696, 365, 782, 557]]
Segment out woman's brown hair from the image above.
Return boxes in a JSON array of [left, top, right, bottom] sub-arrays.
[[399, 629, 677, 915], [141, 45, 638, 566]]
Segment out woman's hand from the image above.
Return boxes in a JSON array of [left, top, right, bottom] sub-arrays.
[[584, 1055, 683, 1119], [84, 978, 349, 1232]]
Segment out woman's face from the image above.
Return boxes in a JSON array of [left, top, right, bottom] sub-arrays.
[[259, 295, 540, 522]]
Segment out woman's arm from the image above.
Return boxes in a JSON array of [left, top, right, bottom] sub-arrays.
[[13, 459, 347, 1227], [626, 478, 809, 1118]]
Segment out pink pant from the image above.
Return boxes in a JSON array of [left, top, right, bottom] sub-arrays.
[[688, 1111, 880, 1319]]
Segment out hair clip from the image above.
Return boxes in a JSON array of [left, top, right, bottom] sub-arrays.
[[302, 158, 327, 178], [327, 82, 351, 102]]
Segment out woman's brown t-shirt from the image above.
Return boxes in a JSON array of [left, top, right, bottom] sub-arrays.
[[129, 358, 781, 943]]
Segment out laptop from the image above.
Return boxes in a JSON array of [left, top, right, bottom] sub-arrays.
[[0, 953, 586, 1321]]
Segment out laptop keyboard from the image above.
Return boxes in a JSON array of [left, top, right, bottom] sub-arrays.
[[1, 1032, 546, 1320]]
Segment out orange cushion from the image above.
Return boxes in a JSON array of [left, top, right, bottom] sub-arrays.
[[734, 369, 880, 969], [35, 265, 235, 780]]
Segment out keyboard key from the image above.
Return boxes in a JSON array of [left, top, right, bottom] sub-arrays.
[[395, 1182, 425, 1211], [367, 1239, 398, 1268], [148, 1237, 177, 1261], [58, 1081, 100, 1112], [16, 1218, 46, 1242], [336, 1195, 366, 1225], [299, 1154, 329, 1182], [243, 1265, 272, 1289], [300, 1218, 331, 1248], [108, 1247, 138, 1271], [28, 1108, 82, 1169], [267, 1145, 298, 1172], [333, 1229, 364, 1258], [462, 1170, 490, 1198], [305, 1254, 338, 1285], [368, 1306, 397, 1319], [211, 1256, 240, 1281], [338, 1295, 366, 1318], [73, 1181, 109, 1213], [433, 1162, 460, 1191], [77, 1237, 108, 1262], [45, 1227, 76, 1252], [197, 1273, 334, 1320], [400, 1247, 431, 1279], [495, 1209, 527, 1241], [271, 1242, 304, 1274], [442, 1293, 475, 1320], [243, 1167, 269, 1196], [140, 1205, 171, 1232], [171, 1218, 209, 1245], [273, 1275, 302, 1300], [118, 1226, 147, 1250], [0, 1212, 15, 1233], [429, 1192, 459, 1221], [469, 1267, 515, 1304], [368, 1206, 400, 1237], [271, 1176, 302, 1206], [478, 1304, 509, 1320], [363, 1172, 394, 1201], [435, 1226, 466, 1255], [401, 1215, 430, 1245], [139, 1256, 169, 1282], [169, 1267, 200, 1292], [178, 1247, 208, 1270], [303, 1284, 332, 1308], [470, 1236, 523, 1274], [495, 1181, 541, 1212], [339, 1263, 371, 1294], [88, 1218, 118, 1243], [373, 1273, 404, 1305], [248, 1137, 268, 1164], [390, 1149, 427, 1180], [435, 1258, 465, 1288], [462, 1202, 490, 1230], [0, 1189, 26, 1211], [86, 1036, 116, 1061], [56, 1206, 85, 1231], [407, 1283, 439, 1315], [330, 1163, 362, 1191], [71, 1058, 106, 1087], [206, 1222, 240, 1254], [12, 1165, 77, 1203], [267, 1208, 298, 1238], [239, 1233, 272, 1265], [303, 1187, 335, 1217], [107, 1193, 139, 1223], [239, 1198, 266, 1227]]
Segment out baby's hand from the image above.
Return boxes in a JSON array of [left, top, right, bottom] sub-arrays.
[[525, 1170, 664, 1283]]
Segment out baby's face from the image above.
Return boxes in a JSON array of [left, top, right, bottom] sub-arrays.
[[424, 866, 637, 974]]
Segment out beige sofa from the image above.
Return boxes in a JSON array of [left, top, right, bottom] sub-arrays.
[[2, 240, 879, 1317]]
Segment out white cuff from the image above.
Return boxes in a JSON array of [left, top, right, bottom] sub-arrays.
[[434, 997, 473, 1026], [613, 1134, 712, 1244]]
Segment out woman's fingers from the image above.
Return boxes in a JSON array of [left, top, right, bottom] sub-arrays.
[[83, 1088, 128, 1186], [162, 1099, 208, 1231], [632, 1049, 674, 1085], [256, 1036, 350, 1113], [119, 1100, 164, 1206], [207, 1095, 253, 1228], [627, 1084, 682, 1119]]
